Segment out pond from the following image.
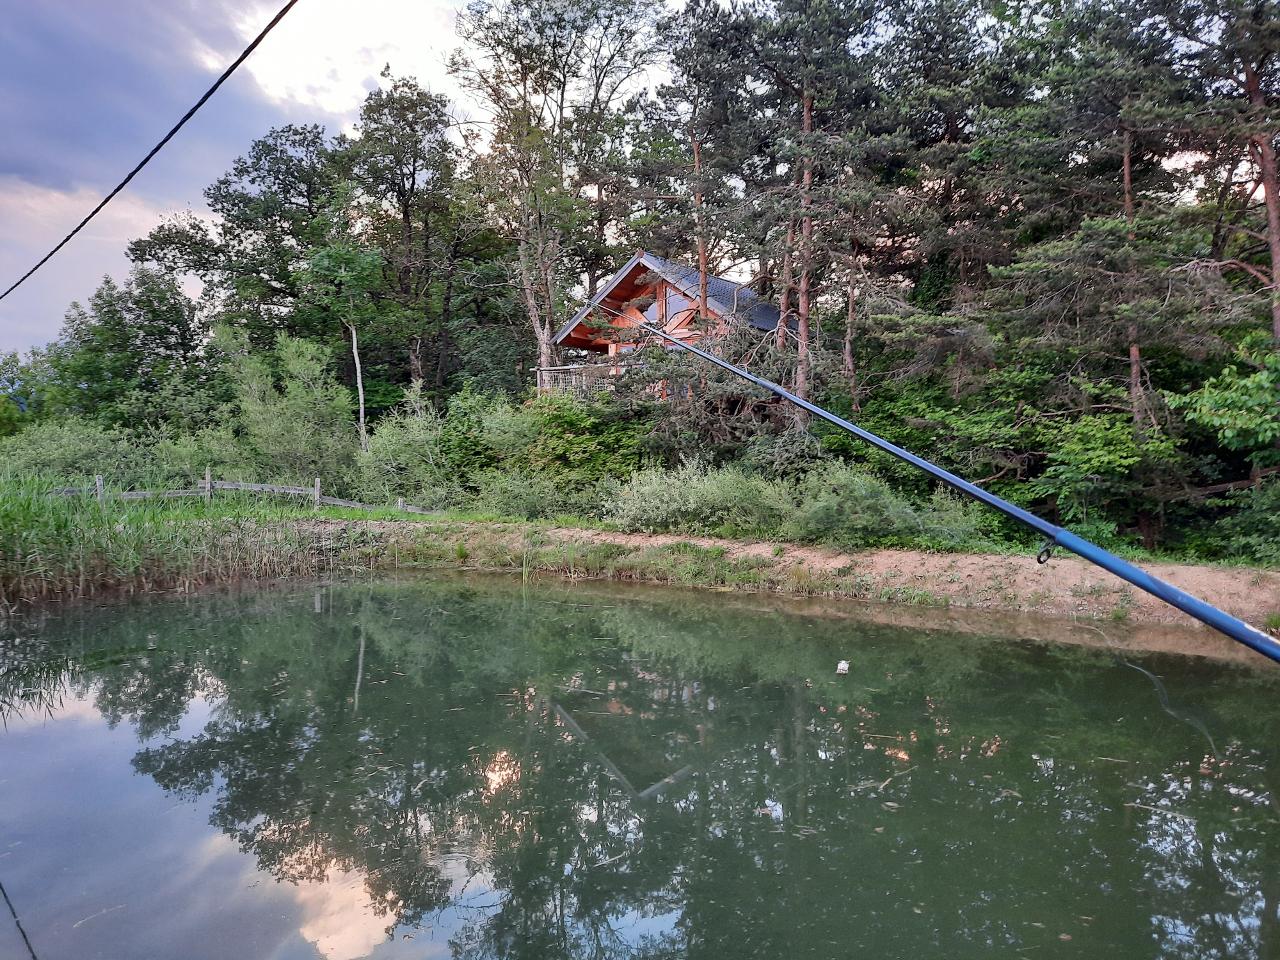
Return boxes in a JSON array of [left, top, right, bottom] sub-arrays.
[[0, 573, 1277, 960]]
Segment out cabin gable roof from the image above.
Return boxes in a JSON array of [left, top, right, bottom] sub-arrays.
[[553, 251, 782, 346]]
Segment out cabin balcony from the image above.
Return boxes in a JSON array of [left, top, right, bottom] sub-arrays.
[[535, 363, 628, 397]]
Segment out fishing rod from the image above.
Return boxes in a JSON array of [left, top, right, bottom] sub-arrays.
[[612, 319, 1280, 665]]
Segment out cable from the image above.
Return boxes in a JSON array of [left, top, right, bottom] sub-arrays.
[[556, 289, 1280, 662], [0, 0, 301, 304], [0, 878, 38, 960]]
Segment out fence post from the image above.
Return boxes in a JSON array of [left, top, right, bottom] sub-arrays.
[[95, 475, 104, 504], [313, 477, 321, 510], [204, 465, 213, 505], [396, 497, 405, 512]]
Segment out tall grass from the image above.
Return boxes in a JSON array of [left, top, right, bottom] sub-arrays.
[[0, 475, 375, 613]]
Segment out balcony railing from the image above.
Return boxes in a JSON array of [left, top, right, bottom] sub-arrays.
[[536, 363, 628, 398]]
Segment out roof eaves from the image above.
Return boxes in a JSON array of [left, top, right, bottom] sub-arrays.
[[638, 252, 744, 322], [552, 250, 647, 345]]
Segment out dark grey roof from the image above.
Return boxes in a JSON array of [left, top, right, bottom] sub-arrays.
[[553, 251, 783, 344]]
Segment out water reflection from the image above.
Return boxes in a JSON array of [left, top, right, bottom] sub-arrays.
[[1, 574, 1278, 959]]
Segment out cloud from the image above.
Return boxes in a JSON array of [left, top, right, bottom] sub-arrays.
[[0, 0, 469, 352], [228, 0, 466, 118], [0, 177, 187, 352], [294, 867, 395, 960]]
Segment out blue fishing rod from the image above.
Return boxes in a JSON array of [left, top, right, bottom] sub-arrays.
[[633, 322, 1280, 664]]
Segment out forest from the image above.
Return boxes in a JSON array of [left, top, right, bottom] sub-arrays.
[[2, 0, 1280, 564]]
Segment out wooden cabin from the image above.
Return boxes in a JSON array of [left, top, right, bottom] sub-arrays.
[[539, 250, 784, 395]]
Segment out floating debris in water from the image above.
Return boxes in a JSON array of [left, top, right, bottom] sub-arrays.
[[836, 660, 850, 675]]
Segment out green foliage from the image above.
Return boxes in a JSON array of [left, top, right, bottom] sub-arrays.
[[40, 269, 221, 429], [1171, 342, 1280, 467], [0, 398, 22, 438], [0, 419, 147, 485], [355, 385, 460, 507], [358, 388, 649, 512], [605, 460, 985, 551], [605, 461, 789, 536], [223, 333, 357, 487], [783, 465, 983, 552], [513, 394, 647, 481], [469, 470, 597, 520], [1197, 482, 1280, 566], [1030, 414, 1177, 520]]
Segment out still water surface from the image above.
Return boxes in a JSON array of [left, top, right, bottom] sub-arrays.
[[0, 574, 1277, 959]]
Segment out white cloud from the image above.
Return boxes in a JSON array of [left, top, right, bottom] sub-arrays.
[[227, 0, 467, 119], [0, 176, 193, 352], [0, 0, 473, 354], [294, 867, 394, 960]]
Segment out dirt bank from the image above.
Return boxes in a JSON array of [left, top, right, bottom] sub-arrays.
[[536, 525, 1280, 626], [347, 519, 1280, 662]]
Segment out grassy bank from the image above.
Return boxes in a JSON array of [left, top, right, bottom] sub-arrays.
[[391, 521, 942, 603], [0, 482, 902, 613], [4, 480, 1278, 636], [0, 479, 388, 612]]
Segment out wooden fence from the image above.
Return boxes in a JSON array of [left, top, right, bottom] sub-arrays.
[[50, 468, 438, 516]]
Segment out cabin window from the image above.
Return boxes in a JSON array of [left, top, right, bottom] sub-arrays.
[[643, 291, 693, 324]]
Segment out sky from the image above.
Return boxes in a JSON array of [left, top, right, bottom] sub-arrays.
[[0, 0, 469, 354]]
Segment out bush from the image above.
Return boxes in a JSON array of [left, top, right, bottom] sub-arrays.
[[1196, 481, 1280, 566], [514, 394, 647, 481], [0, 418, 149, 485], [359, 387, 650, 509], [468, 469, 599, 520], [605, 461, 789, 536], [225, 334, 357, 489], [605, 459, 985, 551], [783, 463, 982, 551], [355, 388, 465, 509]]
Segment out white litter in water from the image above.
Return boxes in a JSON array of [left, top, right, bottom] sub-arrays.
[[836, 660, 850, 675]]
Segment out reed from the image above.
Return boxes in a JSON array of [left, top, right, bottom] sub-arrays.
[[0, 475, 377, 614]]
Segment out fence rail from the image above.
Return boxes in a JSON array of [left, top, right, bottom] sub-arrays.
[[47, 469, 440, 518]]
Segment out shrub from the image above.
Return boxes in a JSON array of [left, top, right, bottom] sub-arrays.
[[225, 334, 357, 489], [0, 418, 148, 485], [605, 461, 788, 536], [468, 469, 597, 520], [360, 387, 650, 508], [784, 463, 983, 551], [356, 388, 464, 509], [514, 394, 647, 481], [606, 460, 984, 551], [1199, 481, 1280, 566]]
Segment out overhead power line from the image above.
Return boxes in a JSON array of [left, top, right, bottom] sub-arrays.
[[0, 0, 301, 304]]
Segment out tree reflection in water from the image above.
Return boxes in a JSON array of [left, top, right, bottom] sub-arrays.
[[2, 574, 1278, 959]]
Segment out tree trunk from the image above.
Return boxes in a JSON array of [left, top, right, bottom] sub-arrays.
[[777, 219, 794, 349], [347, 319, 368, 452], [692, 129, 710, 322], [1128, 325, 1144, 432], [519, 238, 555, 388], [1246, 65, 1280, 343], [408, 335, 424, 383], [757, 251, 773, 300], [795, 91, 815, 414], [844, 261, 860, 411]]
